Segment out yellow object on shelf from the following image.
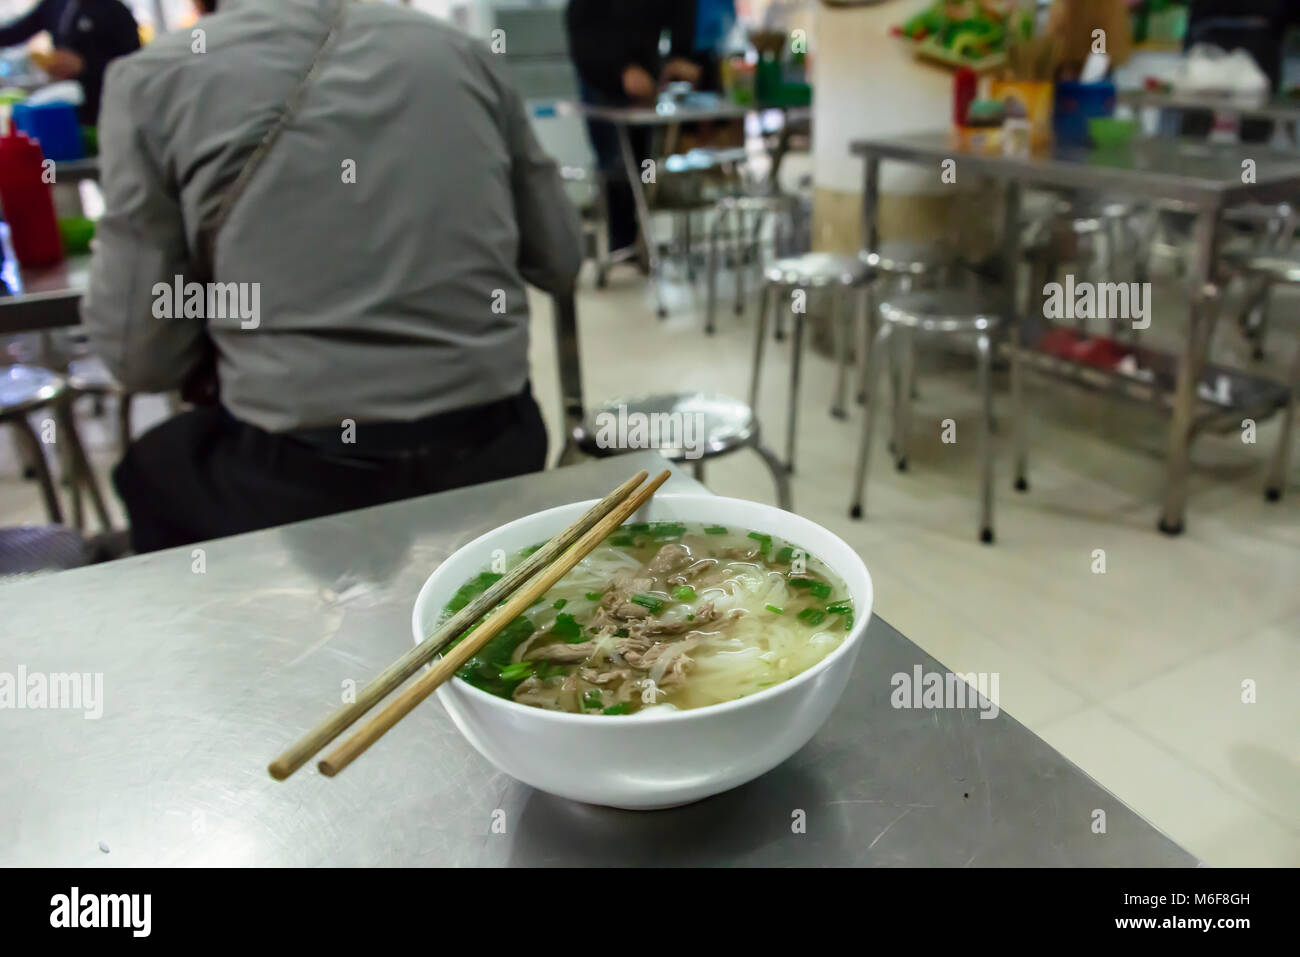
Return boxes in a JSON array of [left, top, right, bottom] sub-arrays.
[[989, 80, 1053, 149]]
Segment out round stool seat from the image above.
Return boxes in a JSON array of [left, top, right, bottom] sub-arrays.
[[0, 525, 94, 582], [860, 239, 950, 275], [715, 193, 796, 215], [0, 365, 65, 416], [765, 252, 871, 288], [879, 291, 1003, 334], [1223, 249, 1300, 283], [575, 392, 756, 461], [65, 356, 123, 394]]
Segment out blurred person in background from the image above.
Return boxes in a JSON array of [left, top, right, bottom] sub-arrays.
[[692, 0, 736, 93], [82, 0, 581, 552], [565, 0, 698, 258], [0, 0, 140, 124]]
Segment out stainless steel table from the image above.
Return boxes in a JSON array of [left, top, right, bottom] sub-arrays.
[[1120, 88, 1300, 139], [851, 131, 1300, 534], [0, 451, 1194, 866], [565, 100, 810, 315], [0, 252, 89, 336]]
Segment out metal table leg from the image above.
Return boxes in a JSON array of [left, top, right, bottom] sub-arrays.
[[1160, 206, 1223, 535], [615, 122, 666, 317], [550, 290, 586, 468], [1264, 333, 1298, 501]]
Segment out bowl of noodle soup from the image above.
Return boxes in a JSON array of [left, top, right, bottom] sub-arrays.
[[412, 494, 872, 809]]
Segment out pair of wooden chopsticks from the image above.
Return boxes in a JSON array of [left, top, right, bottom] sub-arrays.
[[268, 468, 671, 780]]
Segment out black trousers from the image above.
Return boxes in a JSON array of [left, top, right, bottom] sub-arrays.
[[113, 388, 548, 553], [579, 80, 650, 253]]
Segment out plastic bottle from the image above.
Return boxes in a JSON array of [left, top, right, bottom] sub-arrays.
[[0, 108, 64, 268]]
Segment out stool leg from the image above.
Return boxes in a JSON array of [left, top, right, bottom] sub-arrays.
[[8, 416, 63, 524], [117, 393, 133, 454], [785, 307, 804, 473], [751, 435, 793, 511], [830, 289, 851, 419], [59, 402, 112, 532], [1011, 324, 1028, 492], [976, 331, 995, 544], [1265, 344, 1299, 502], [857, 282, 877, 404], [749, 282, 774, 411], [692, 459, 706, 484], [52, 414, 84, 531], [773, 272, 787, 341], [706, 212, 721, 335], [849, 321, 895, 519], [892, 326, 915, 470], [734, 209, 747, 316], [684, 211, 695, 282]]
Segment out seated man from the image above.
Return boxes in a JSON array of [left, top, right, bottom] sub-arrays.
[[82, 0, 582, 552]]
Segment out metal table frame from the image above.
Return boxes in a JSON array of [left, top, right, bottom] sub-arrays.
[[851, 132, 1300, 534], [1119, 88, 1300, 142]]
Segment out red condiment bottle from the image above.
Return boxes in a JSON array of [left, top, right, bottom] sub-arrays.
[[0, 126, 63, 267], [953, 66, 978, 127]]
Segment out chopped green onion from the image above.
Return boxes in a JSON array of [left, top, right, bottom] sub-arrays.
[[703, 525, 728, 535], [747, 531, 772, 555], [775, 546, 795, 564], [672, 585, 696, 602], [764, 604, 785, 615], [686, 614, 695, 622], [551, 613, 583, 642], [627, 523, 650, 533], [609, 534, 636, 547], [630, 593, 664, 614], [582, 690, 602, 709], [552, 598, 567, 611], [537, 662, 565, 680], [519, 543, 544, 557], [498, 661, 536, 682], [797, 608, 826, 626], [650, 522, 686, 540], [842, 613, 854, 632], [585, 592, 603, 601], [529, 596, 546, 607], [603, 703, 632, 715], [615, 628, 630, 638], [788, 577, 831, 598], [826, 600, 853, 615]]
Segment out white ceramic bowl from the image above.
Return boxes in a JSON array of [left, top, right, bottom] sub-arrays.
[[411, 494, 873, 809]]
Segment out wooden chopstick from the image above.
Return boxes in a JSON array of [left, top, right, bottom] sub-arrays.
[[317, 468, 672, 777], [267, 469, 651, 781]]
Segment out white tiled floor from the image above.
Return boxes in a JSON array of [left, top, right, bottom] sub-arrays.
[[2, 213, 1297, 866]]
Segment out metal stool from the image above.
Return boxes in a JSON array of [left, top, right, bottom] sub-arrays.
[[548, 291, 792, 510], [1221, 249, 1300, 501], [0, 524, 95, 583], [0, 364, 111, 531], [853, 240, 953, 410], [571, 392, 791, 510], [1221, 203, 1297, 360], [705, 193, 799, 334], [849, 291, 1014, 544], [1023, 199, 1145, 325], [750, 253, 874, 473], [66, 355, 134, 454]]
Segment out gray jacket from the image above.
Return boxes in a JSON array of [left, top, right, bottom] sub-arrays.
[[82, 0, 582, 431]]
